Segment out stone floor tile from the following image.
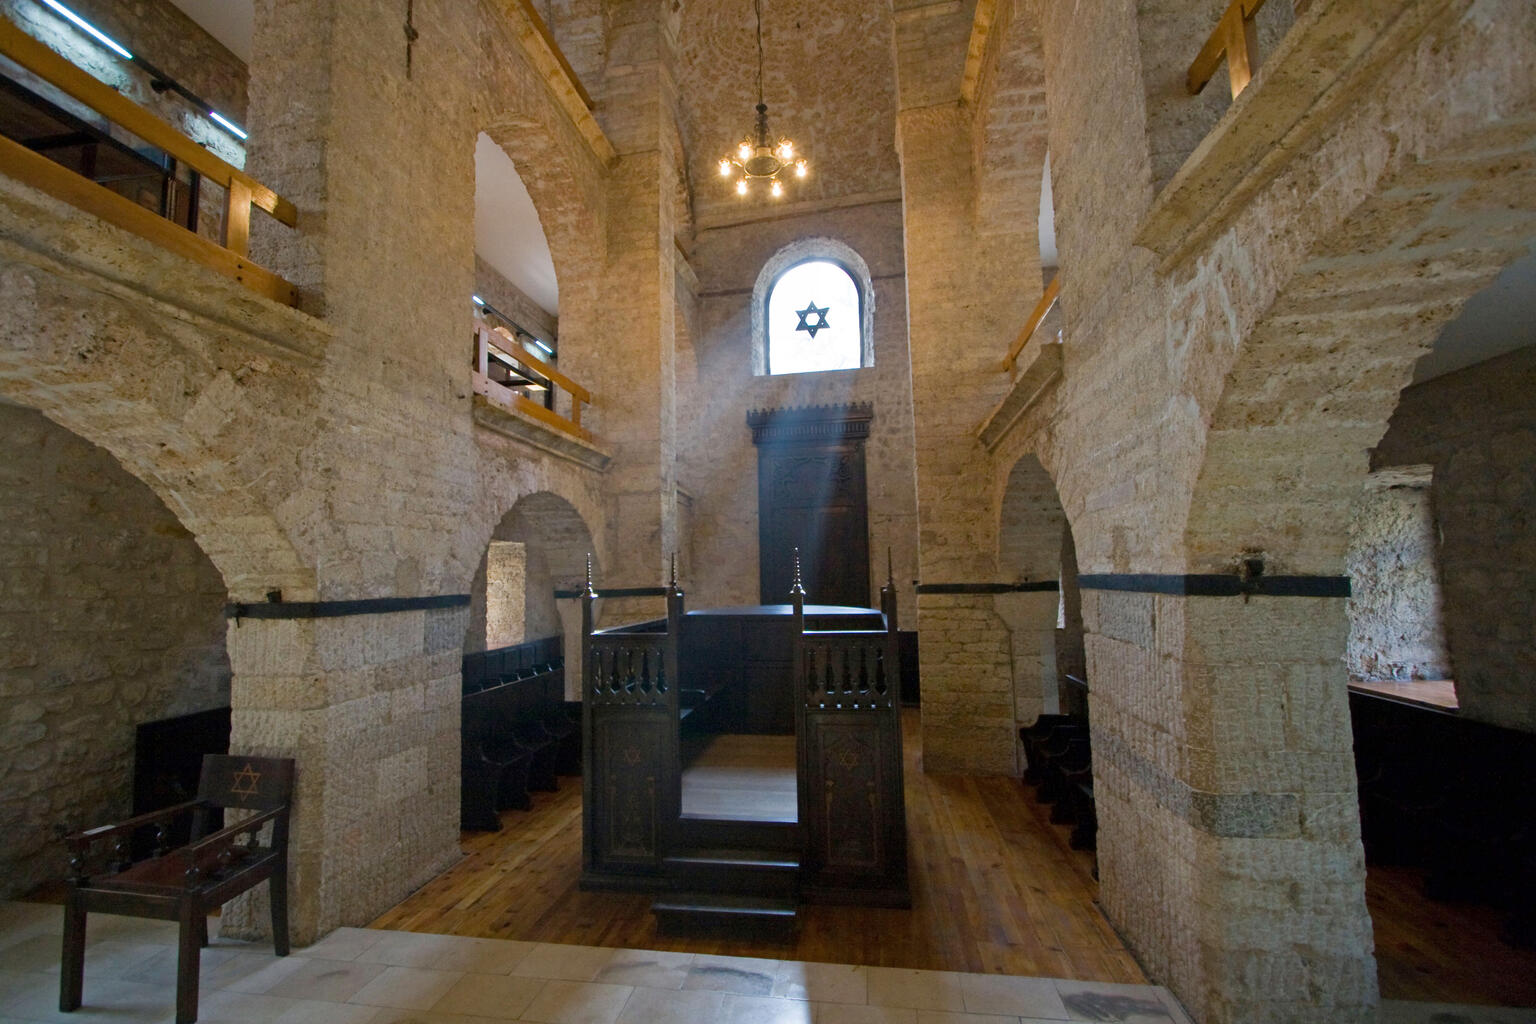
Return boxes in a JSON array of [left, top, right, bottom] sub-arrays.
[[805, 1003, 919, 1024], [272, 997, 380, 1023], [301, 927, 386, 962], [426, 935, 538, 975], [0, 902, 61, 942], [1, 976, 169, 1023], [594, 949, 695, 990], [615, 986, 727, 1024], [218, 953, 317, 994], [80, 913, 180, 946], [1053, 979, 1176, 1022], [200, 949, 290, 990], [197, 989, 306, 1022], [916, 1012, 1022, 1024], [960, 974, 1066, 1018], [724, 992, 816, 1024], [355, 932, 468, 969], [512, 943, 618, 982], [131, 944, 243, 987], [431, 972, 546, 1018], [261, 957, 389, 1002], [866, 968, 967, 1012], [773, 962, 868, 1004], [683, 954, 783, 996], [349, 965, 463, 1010], [521, 979, 635, 1024]]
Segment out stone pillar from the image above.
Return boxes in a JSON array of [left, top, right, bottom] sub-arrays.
[[222, 606, 465, 943], [594, 0, 680, 624], [897, 101, 1018, 775], [1088, 588, 1377, 1024]]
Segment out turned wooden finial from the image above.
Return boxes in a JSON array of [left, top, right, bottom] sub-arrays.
[[790, 547, 806, 598], [584, 553, 597, 599]]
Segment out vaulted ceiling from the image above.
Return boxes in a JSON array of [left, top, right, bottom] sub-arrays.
[[675, 0, 902, 227]]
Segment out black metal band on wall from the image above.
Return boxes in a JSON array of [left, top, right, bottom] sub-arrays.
[[551, 586, 670, 599], [225, 594, 471, 620], [915, 581, 1060, 595], [1077, 574, 1350, 598]]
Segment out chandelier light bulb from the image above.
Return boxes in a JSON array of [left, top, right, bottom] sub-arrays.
[[795, 159, 808, 178], [771, 180, 784, 198], [738, 141, 753, 161], [718, 158, 732, 177], [736, 179, 749, 196], [776, 140, 794, 161]]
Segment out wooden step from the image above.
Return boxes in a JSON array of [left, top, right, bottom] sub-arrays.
[[676, 814, 799, 852], [652, 892, 798, 939], [664, 849, 799, 897]]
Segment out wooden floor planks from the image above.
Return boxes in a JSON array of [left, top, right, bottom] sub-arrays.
[[373, 710, 1144, 981], [371, 710, 1536, 1003]]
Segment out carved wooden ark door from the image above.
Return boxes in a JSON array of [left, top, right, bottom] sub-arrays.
[[749, 405, 872, 607]]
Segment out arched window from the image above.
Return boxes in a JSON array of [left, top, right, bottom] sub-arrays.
[[752, 239, 875, 376]]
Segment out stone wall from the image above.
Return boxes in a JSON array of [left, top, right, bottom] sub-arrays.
[[680, 201, 920, 621], [475, 255, 558, 345], [1345, 466, 1451, 684], [0, 403, 230, 898], [1374, 345, 1536, 731]]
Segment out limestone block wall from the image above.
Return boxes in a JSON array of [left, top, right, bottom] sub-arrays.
[[681, 203, 919, 620], [475, 256, 557, 344], [1345, 467, 1451, 684], [1374, 346, 1536, 730], [0, 404, 230, 898]]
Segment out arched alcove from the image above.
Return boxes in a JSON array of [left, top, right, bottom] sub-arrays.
[[750, 238, 876, 376], [0, 402, 231, 898], [997, 453, 1086, 726]]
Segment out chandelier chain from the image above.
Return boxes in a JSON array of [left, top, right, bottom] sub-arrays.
[[754, 0, 764, 106]]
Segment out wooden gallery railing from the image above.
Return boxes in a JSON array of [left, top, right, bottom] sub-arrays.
[[0, 19, 298, 304], [792, 570, 910, 906], [1000, 274, 1059, 374], [579, 573, 682, 888], [474, 323, 594, 444]]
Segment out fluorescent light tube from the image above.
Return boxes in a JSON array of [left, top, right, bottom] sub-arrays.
[[208, 111, 247, 140], [38, 0, 132, 60]]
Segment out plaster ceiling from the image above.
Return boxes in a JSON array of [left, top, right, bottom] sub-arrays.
[[165, 0, 251, 63], [1414, 250, 1536, 384], [475, 133, 560, 316], [677, 0, 902, 226]]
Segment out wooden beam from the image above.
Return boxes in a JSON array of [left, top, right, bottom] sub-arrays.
[[1000, 275, 1060, 373], [0, 132, 299, 305], [1187, 0, 1268, 99], [960, 0, 1000, 105], [503, 0, 616, 167], [0, 17, 297, 226], [512, 0, 593, 110]]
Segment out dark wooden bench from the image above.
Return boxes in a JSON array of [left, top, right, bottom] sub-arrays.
[[460, 637, 575, 831]]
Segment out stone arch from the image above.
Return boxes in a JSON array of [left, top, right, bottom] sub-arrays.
[[996, 452, 1086, 724], [750, 237, 877, 375], [465, 489, 600, 653], [0, 402, 233, 898], [0, 260, 315, 602]]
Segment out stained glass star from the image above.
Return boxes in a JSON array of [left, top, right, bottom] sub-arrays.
[[795, 302, 830, 339]]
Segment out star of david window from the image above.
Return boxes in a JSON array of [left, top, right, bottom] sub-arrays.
[[765, 259, 863, 375]]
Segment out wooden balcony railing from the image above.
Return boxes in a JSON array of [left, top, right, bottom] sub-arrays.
[[473, 322, 593, 443], [999, 274, 1059, 374], [1188, 0, 1310, 99], [0, 17, 298, 304]]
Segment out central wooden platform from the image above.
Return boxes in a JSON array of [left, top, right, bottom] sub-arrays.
[[679, 734, 797, 823]]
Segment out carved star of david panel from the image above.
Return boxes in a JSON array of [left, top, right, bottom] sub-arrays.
[[230, 762, 262, 803], [795, 302, 830, 338]]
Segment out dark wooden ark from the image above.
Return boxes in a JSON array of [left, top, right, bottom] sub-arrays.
[[579, 560, 910, 927]]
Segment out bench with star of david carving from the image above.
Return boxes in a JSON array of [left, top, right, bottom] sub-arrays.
[[58, 754, 294, 1024]]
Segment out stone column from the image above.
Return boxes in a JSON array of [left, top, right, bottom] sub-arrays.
[[222, 606, 465, 943], [593, 0, 680, 624], [1088, 588, 1377, 1023]]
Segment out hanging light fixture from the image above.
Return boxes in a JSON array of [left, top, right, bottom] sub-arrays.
[[717, 0, 808, 199]]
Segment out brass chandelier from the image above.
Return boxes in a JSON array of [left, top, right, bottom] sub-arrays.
[[717, 0, 807, 199]]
